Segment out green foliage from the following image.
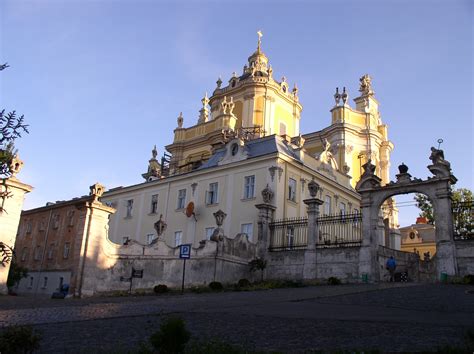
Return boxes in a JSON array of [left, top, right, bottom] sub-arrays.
[[463, 274, 474, 285], [154, 284, 169, 294], [0, 325, 41, 354], [327, 277, 342, 285], [415, 188, 473, 225], [6, 262, 28, 288], [149, 316, 191, 354], [209, 281, 223, 291], [249, 257, 267, 282], [237, 278, 251, 288]]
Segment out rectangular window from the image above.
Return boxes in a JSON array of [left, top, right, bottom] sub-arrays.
[[26, 220, 32, 234], [34, 246, 42, 261], [174, 231, 183, 247], [29, 277, 34, 288], [288, 178, 297, 202], [243, 175, 255, 199], [67, 210, 75, 226], [52, 214, 60, 229], [59, 277, 64, 290], [325, 196, 332, 215], [339, 202, 346, 215], [21, 248, 28, 261], [47, 243, 54, 260], [177, 189, 186, 209], [206, 182, 218, 205], [42, 277, 48, 288], [150, 194, 158, 214], [125, 199, 134, 218], [279, 122, 287, 136], [146, 233, 155, 245], [205, 227, 215, 240], [241, 223, 253, 242], [39, 220, 46, 231], [63, 243, 70, 259]]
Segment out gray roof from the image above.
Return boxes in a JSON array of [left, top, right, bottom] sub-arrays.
[[199, 135, 301, 169]]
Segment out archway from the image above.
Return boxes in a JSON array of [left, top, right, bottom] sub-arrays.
[[355, 147, 457, 282]]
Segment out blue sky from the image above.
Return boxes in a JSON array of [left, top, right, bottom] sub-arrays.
[[1, 0, 472, 226]]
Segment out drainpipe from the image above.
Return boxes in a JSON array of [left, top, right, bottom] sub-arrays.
[[76, 202, 94, 297], [34, 208, 53, 296]]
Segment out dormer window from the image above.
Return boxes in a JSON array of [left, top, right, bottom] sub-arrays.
[[231, 81, 236, 88], [231, 143, 239, 156]]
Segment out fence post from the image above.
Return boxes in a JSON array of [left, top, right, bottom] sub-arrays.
[[302, 180, 324, 280], [255, 203, 276, 258]]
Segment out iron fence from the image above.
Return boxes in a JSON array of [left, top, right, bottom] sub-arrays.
[[269, 217, 308, 251], [268, 212, 363, 251], [452, 201, 474, 240], [316, 212, 362, 248]]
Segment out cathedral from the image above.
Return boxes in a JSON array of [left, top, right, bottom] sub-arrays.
[[101, 33, 397, 248]]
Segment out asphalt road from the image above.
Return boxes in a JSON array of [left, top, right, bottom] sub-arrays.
[[1, 283, 473, 353]]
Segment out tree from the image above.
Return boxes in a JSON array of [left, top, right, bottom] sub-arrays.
[[249, 257, 267, 282], [414, 188, 473, 224], [0, 63, 29, 178], [6, 262, 29, 289]]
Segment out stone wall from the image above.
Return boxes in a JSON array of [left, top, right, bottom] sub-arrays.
[[80, 232, 258, 296], [266, 247, 360, 282], [0, 177, 32, 294], [455, 240, 474, 276]]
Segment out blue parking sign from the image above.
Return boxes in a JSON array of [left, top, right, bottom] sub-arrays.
[[179, 244, 192, 259]]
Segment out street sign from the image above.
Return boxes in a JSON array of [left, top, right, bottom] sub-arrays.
[[179, 244, 192, 259], [132, 269, 143, 278]]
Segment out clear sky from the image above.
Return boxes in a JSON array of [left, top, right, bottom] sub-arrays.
[[1, 0, 472, 227]]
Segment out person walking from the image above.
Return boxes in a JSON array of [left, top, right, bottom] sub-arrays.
[[386, 256, 397, 282]]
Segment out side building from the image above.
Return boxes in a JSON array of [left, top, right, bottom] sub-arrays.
[[13, 184, 114, 296]]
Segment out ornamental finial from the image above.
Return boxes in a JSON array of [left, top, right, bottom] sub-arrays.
[[257, 30, 263, 51]]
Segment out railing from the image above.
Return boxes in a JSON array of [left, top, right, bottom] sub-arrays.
[[237, 126, 266, 141], [316, 212, 362, 248], [269, 217, 308, 251], [269, 212, 363, 251], [453, 201, 474, 240]]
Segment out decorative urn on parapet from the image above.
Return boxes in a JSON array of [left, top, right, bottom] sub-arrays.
[[396, 162, 412, 184]]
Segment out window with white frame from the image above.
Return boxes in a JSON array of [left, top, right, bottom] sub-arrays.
[[42, 277, 48, 288], [125, 199, 134, 218], [206, 182, 218, 205], [287, 226, 295, 248], [324, 196, 332, 215], [288, 178, 297, 202], [177, 189, 186, 209], [174, 231, 183, 247], [26, 220, 32, 234], [52, 214, 60, 229], [67, 210, 75, 226], [150, 194, 158, 214], [339, 202, 346, 215], [241, 223, 253, 241], [146, 233, 155, 245], [63, 242, 70, 259], [243, 175, 255, 199], [205, 227, 215, 240]]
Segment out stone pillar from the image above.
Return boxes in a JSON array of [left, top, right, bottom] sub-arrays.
[[0, 177, 33, 294], [303, 197, 323, 279], [255, 203, 276, 258], [433, 190, 458, 278], [358, 194, 379, 282]]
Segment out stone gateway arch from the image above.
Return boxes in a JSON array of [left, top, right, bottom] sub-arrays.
[[356, 147, 458, 282]]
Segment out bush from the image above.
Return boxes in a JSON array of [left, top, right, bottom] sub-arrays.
[[149, 316, 190, 354], [463, 274, 474, 285], [237, 278, 250, 288], [0, 325, 41, 353], [185, 339, 247, 354], [327, 276, 342, 285], [154, 284, 169, 294], [209, 281, 223, 291]]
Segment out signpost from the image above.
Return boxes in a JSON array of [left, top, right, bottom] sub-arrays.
[[120, 267, 144, 294], [179, 244, 191, 294]]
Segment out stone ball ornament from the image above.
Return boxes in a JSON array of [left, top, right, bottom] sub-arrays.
[[398, 163, 409, 174]]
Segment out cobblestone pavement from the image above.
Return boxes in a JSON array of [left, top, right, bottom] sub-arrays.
[[1, 283, 473, 353]]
